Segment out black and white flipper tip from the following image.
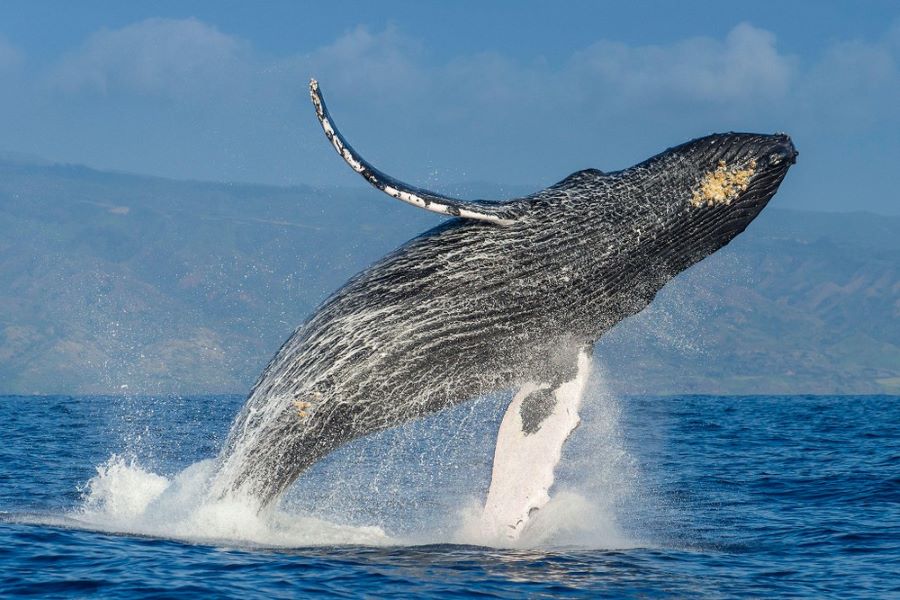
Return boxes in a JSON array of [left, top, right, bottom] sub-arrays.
[[309, 79, 518, 226]]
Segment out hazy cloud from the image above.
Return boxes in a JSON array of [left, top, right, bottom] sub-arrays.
[[0, 35, 23, 73], [39, 20, 796, 123], [303, 26, 424, 97], [295, 22, 794, 111], [50, 18, 250, 98], [3, 17, 900, 213], [803, 22, 900, 129], [569, 23, 792, 106]]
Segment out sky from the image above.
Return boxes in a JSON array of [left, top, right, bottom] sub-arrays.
[[1, 1, 899, 214]]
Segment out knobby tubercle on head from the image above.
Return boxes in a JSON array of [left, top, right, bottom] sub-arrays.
[[690, 159, 758, 208]]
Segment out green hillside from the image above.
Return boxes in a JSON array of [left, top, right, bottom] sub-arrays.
[[1, 159, 897, 395]]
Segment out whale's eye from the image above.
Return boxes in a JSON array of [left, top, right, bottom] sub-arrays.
[[690, 159, 757, 208]]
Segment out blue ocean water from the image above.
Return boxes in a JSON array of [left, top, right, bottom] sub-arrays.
[[0, 391, 897, 597]]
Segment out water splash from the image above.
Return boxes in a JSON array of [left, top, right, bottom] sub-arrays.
[[72, 455, 393, 547], [61, 372, 641, 550]]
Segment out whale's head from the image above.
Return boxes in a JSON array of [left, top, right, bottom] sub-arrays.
[[676, 132, 796, 212], [621, 132, 797, 270]]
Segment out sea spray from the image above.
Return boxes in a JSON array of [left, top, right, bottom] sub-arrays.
[[552, 364, 643, 547], [69, 372, 640, 549], [80, 455, 169, 519], [74, 455, 392, 546]]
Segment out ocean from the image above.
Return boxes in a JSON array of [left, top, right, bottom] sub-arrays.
[[0, 389, 897, 597]]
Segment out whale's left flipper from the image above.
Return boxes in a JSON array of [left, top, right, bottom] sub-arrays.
[[309, 79, 522, 225], [480, 350, 592, 542]]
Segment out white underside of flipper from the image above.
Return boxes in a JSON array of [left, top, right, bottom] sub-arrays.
[[480, 351, 591, 542]]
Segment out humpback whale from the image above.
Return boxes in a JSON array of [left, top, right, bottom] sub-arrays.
[[210, 79, 796, 537]]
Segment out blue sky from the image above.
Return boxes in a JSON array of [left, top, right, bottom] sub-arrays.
[[1, 1, 899, 214]]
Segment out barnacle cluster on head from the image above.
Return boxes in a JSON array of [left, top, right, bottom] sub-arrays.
[[690, 159, 757, 208]]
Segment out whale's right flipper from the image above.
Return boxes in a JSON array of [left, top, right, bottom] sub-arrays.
[[479, 351, 592, 542]]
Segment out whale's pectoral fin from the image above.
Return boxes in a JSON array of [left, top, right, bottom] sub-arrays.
[[480, 350, 592, 542], [309, 79, 523, 226]]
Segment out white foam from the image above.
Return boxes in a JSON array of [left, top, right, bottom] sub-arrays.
[[70, 455, 393, 547], [455, 490, 636, 549], [50, 371, 643, 550]]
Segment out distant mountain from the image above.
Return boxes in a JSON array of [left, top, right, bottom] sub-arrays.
[[0, 159, 897, 395]]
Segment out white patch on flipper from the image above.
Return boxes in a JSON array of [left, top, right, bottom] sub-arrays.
[[480, 351, 591, 542]]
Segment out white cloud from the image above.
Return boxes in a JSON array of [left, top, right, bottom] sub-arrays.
[[568, 23, 792, 107], [306, 25, 422, 93], [260, 25, 429, 113], [41, 19, 794, 118], [292, 22, 795, 133], [50, 18, 250, 98], [10, 17, 897, 215]]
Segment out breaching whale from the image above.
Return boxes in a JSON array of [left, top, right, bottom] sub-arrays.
[[210, 79, 796, 538]]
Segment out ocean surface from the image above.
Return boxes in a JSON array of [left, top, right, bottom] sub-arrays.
[[0, 389, 897, 597]]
